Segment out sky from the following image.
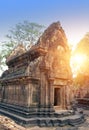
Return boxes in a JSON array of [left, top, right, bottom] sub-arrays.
[[0, 0, 89, 47]]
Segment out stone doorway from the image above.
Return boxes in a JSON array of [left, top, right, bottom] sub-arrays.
[[54, 88, 61, 106]]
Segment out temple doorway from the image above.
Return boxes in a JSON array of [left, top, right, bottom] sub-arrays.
[[54, 88, 61, 106]]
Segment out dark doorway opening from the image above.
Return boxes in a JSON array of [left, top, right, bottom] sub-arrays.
[[54, 88, 61, 106]]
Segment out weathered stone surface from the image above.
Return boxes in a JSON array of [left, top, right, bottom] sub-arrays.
[[0, 22, 75, 127], [37, 22, 71, 79], [37, 22, 68, 48], [6, 43, 26, 63]]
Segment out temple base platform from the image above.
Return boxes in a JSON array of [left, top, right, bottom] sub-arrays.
[[0, 103, 85, 127]]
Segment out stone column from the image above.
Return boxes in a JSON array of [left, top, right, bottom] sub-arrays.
[[40, 71, 46, 107], [7, 85, 10, 103], [6, 86, 9, 103], [4, 86, 7, 103], [48, 78, 54, 108], [24, 84, 28, 106], [27, 84, 31, 107], [62, 85, 66, 109]]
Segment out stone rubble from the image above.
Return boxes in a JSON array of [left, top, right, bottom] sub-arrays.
[[0, 115, 26, 130]]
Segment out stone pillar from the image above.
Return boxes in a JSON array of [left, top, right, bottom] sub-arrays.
[[39, 71, 46, 107], [27, 84, 31, 107], [62, 85, 66, 109], [6, 86, 9, 103], [7, 85, 9, 103], [4, 86, 7, 103], [48, 78, 54, 108], [12, 85, 15, 104], [24, 85, 28, 106], [45, 78, 48, 106]]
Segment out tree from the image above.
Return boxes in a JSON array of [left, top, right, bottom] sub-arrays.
[[6, 21, 45, 47], [0, 53, 3, 70], [0, 21, 45, 73], [75, 32, 89, 55], [71, 32, 89, 76], [3, 21, 45, 56], [0, 50, 7, 73], [71, 33, 89, 93]]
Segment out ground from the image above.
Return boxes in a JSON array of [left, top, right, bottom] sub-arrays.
[[0, 110, 89, 130]]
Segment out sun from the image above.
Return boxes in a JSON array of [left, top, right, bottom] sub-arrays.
[[71, 54, 86, 64], [70, 53, 87, 77]]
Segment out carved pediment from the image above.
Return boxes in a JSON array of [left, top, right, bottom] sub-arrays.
[[6, 44, 26, 63], [37, 21, 69, 51]]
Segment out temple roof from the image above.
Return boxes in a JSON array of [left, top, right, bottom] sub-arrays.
[[37, 21, 69, 50], [6, 44, 26, 63], [6, 22, 69, 64], [0, 22, 72, 81], [6, 46, 47, 66]]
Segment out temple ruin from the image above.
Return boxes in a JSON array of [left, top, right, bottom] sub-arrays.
[[0, 22, 84, 127]]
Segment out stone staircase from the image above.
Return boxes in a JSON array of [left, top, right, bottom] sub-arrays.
[[0, 103, 85, 127]]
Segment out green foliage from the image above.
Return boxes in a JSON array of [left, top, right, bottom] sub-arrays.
[[6, 21, 45, 46], [0, 21, 45, 73], [0, 50, 6, 71]]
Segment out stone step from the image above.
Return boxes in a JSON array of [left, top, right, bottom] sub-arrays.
[[0, 107, 85, 127], [0, 103, 39, 118], [0, 103, 55, 118], [0, 103, 28, 115], [68, 115, 85, 126], [0, 102, 29, 112], [77, 104, 89, 110], [0, 103, 74, 118], [54, 110, 74, 117]]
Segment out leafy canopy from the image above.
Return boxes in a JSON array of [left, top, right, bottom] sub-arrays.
[[0, 21, 45, 72]]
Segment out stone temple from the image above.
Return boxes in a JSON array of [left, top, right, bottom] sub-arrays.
[[0, 22, 84, 127]]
